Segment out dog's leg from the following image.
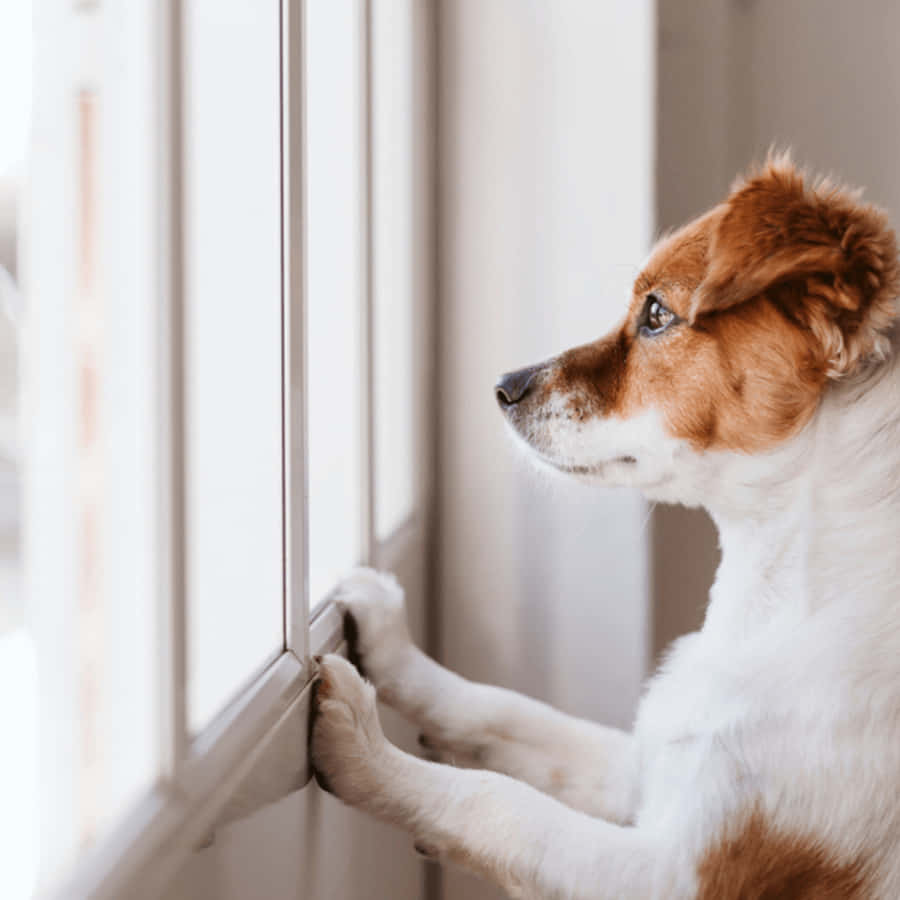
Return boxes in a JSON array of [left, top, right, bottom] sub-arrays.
[[310, 654, 672, 900], [330, 569, 638, 823]]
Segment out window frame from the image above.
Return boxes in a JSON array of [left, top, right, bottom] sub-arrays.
[[39, 0, 433, 896]]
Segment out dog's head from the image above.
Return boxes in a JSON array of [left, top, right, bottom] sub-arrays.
[[496, 157, 900, 501]]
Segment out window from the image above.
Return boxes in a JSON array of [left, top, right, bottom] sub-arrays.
[[305, 0, 366, 611], [371, 0, 418, 542], [0, 1, 431, 897], [182, 0, 284, 733]]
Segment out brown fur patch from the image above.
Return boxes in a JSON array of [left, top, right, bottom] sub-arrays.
[[635, 208, 721, 319], [697, 809, 868, 900], [532, 157, 899, 453], [693, 155, 900, 377], [634, 297, 826, 451], [545, 258, 826, 451], [545, 332, 631, 420]]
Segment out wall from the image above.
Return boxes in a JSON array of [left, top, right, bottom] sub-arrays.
[[653, 0, 900, 657], [434, 2, 655, 898]]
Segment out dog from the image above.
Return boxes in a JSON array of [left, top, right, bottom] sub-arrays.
[[309, 156, 900, 898]]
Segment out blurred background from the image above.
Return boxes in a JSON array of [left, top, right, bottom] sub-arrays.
[[2, 1, 900, 898]]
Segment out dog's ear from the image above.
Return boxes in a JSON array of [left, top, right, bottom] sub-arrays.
[[691, 155, 900, 376]]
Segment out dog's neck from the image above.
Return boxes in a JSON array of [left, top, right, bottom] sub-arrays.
[[701, 341, 900, 642]]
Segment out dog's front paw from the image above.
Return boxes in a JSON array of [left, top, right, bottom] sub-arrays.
[[331, 567, 411, 687], [309, 654, 388, 807]]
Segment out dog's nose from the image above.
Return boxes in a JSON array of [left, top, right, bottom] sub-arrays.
[[495, 365, 540, 408]]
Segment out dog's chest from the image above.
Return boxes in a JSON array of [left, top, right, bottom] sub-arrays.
[[631, 630, 780, 824]]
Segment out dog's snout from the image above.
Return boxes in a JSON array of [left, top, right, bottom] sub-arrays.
[[495, 365, 540, 408]]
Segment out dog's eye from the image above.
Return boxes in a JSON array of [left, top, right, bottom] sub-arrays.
[[640, 294, 676, 335]]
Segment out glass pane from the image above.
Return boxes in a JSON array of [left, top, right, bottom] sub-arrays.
[[372, 0, 416, 540], [183, 0, 284, 731], [305, 0, 364, 610], [15, 1, 159, 882]]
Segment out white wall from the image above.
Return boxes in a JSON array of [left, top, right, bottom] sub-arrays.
[[435, 2, 655, 897]]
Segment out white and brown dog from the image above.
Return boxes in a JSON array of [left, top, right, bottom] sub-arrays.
[[309, 157, 900, 899]]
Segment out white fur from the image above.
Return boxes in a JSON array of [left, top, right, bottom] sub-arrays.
[[310, 331, 900, 898], [506, 389, 683, 494]]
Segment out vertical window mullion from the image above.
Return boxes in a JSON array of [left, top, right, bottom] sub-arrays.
[[361, 0, 375, 567], [284, 0, 310, 658], [156, 0, 188, 779]]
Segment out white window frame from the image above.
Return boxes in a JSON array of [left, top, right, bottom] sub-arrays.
[[36, 0, 433, 897]]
